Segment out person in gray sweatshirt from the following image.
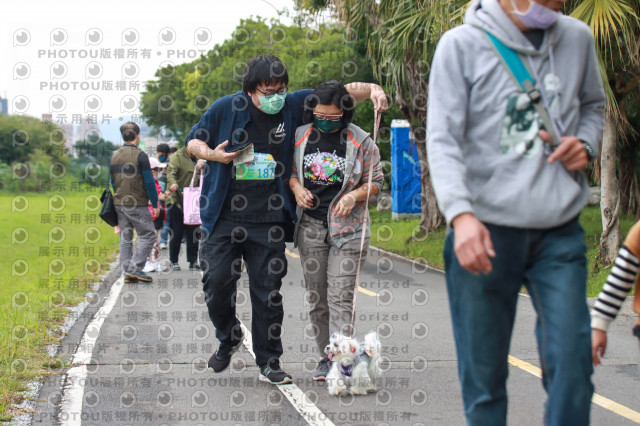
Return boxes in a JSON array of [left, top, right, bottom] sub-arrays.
[[427, 0, 605, 424]]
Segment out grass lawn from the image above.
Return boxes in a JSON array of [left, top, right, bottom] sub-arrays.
[[0, 190, 119, 421], [369, 206, 636, 298]]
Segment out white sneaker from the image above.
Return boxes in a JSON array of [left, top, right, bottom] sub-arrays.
[[142, 261, 155, 272], [154, 262, 167, 272], [159, 243, 168, 250]]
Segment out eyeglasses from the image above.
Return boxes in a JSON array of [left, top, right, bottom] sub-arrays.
[[313, 111, 344, 121], [256, 86, 288, 97]]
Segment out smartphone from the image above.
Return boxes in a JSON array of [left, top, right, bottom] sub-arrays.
[[227, 141, 252, 153]]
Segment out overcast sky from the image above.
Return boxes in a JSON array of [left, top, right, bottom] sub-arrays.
[[1, 0, 297, 141]]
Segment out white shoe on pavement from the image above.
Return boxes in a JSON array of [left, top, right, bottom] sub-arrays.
[[142, 261, 155, 272], [159, 243, 168, 250], [154, 262, 167, 272]]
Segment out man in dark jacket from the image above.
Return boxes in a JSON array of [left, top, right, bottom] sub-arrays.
[[110, 122, 159, 283], [186, 55, 387, 385]]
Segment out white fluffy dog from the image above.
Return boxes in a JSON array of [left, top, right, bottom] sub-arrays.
[[325, 331, 382, 396]]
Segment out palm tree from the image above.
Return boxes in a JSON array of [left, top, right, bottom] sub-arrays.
[[299, 0, 640, 263], [567, 0, 639, 266], [298, 0, 468, 236]]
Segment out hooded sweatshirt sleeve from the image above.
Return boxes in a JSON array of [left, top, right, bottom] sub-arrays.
[[574, 25, 606, 157], [426, 30, 473, 225], [138, 151, 158, 208]]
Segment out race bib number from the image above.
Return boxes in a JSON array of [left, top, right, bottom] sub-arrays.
[[236, 152, 276, 180]]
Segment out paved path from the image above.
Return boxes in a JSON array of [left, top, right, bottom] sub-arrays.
[[32, 243, 639, 425]]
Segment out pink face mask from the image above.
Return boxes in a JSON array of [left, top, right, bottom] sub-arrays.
[[510, 0, 560, 29]]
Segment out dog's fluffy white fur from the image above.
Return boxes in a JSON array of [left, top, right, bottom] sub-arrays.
[[324, 331, 382, 396]]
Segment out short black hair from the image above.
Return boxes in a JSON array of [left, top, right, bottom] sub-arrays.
[[170, 146, 178, 153], [120, 122, 140, 142], [243, 55, 289, 94], [156, 143, 170, 154], [303, 80, 354, 127]]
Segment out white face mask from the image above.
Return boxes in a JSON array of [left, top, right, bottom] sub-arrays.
[[510, 0, 560, 29]]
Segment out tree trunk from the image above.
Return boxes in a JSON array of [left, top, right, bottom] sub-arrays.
[[598, 108, 622, 267], [394, 80, 444, 237], [413, 126, 444, 234], [618, 138, 640, 216]]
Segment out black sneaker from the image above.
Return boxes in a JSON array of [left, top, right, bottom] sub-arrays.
[[259, 364, 293, 385], [125, 271, 152, 283], [189, 261, 201, 271], [124, 275, 138, 284], [208, 339, 243, 373], [312, 357, 332, 381], [170, 262, 181, 271]]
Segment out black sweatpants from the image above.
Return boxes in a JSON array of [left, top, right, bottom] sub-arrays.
[[199, 218, 288, 368], [168, 203, 200, 264]]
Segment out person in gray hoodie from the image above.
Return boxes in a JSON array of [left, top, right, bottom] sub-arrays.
[[427, 0, 605, 424]]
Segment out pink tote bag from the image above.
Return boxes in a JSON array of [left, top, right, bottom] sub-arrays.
[[183, 168, 202, 225]]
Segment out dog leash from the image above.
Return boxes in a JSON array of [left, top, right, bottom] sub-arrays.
[[349, 110, 381, 336]]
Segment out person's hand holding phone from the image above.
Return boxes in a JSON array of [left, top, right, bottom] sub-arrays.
[[214, 140, 241, 164]]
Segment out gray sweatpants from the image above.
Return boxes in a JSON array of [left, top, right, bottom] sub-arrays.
[[296, 214, 369, 354], [115, 205, 156, 274]]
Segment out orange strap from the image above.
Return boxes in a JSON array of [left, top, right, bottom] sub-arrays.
[[347, 130, 360, 148], [295, 127, 313, 147]]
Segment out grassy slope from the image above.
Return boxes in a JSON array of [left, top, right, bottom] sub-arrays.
[[369, 206, 636, 297], [0, 191, 119, 420]]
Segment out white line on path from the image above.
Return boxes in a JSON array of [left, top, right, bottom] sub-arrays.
[[238, 322, 336, 426], [205, 264, 335, 426], [59, 277, 125, 426], [60, 265, 334, 426]]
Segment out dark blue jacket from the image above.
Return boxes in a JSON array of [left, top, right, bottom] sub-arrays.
[[186, 89, 313, 240]]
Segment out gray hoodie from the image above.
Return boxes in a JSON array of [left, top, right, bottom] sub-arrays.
[[427, 0, 605, 228]]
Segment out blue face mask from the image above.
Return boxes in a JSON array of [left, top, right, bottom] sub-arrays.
[[158, 155, 167, 163]]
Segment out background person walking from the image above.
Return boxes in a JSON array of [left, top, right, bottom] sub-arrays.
[[165, 145, 204, 271], [156, 143, 172, 249], [110, 122, 160, 283]]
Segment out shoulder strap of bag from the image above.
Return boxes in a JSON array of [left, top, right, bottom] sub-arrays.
[[106, 153, 113, 191], [483, 30, 562, 148], [189, 167, 198, 188]]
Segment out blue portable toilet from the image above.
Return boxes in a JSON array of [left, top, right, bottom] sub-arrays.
[[391, 119, 421, 220]]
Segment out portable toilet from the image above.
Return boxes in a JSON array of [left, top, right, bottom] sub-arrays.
[[390, 119, 421, 220]]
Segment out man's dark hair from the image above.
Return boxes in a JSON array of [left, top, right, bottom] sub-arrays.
[[120, 122, 140, 142], [156, 143, 170, 154], [242, 55, 289, 94], [303, 80, 354, 127], [170, 146, 178, 153]]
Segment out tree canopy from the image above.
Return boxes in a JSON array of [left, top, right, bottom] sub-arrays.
[[140, 17, 395, 147]]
